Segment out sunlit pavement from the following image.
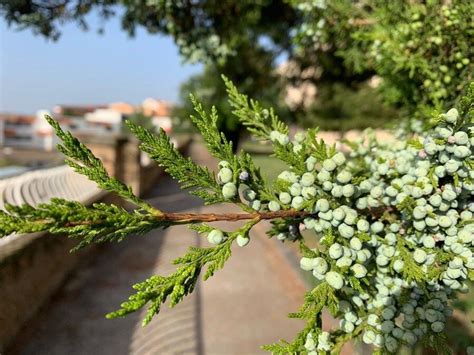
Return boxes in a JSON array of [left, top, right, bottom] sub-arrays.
[[9, 142, 307, 355]]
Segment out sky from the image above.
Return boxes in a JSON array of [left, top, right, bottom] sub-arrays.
[[0, 15, 202, 114]]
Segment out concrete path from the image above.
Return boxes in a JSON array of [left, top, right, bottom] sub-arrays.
[[9, 142, 306, 355]]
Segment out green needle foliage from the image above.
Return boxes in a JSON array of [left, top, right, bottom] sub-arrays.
[[224, 75, 288, 140], [224, 75, 312, 174], [283, 282, 338, 349], [106, 236, 232, 325], [107, 219, 256, 325], [0, 199, 158, 250], [188, 94, 236, 164], [0, 79, 473, 354], [127, 121, 224, 205], [46, 116, 154, 213]]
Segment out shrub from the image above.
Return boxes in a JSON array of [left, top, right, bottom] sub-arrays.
[[1, 78, 472, 353]]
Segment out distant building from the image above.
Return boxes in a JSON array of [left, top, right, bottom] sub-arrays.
[[0, 119, 4, 147], [52, 104, 111, 137], [109, 102, 135, 115], [0, 98, 174, 150], [142, 98, 172, 133], [0, 113, 36, 148], [84, 108, 125, 134], [142, 98, 170, 117], [0, 111, 58, 151], [35, 110, 56, 151], [53, 104, 106, 117]]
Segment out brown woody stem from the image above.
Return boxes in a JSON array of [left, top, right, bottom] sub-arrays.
[[60, 209, 312, 228], [159, 209, 312, 224]]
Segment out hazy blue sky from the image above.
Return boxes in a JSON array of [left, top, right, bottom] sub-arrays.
[[0, 15, 202, 114]]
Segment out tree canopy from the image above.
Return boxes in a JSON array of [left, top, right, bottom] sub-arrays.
[[2, 1, 472, 128], [0, 0, 295, 63]]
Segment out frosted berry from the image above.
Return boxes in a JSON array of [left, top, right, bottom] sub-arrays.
[[208, 229, 224, 245], [325, 271, 344, 289], [218, 167, 233, 184], [222, 183, 237, 199], [236, 234, 250, 247]]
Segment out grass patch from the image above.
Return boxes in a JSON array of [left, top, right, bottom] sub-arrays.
[[249, 154, 287, 183], [241, 139, 273, 155]]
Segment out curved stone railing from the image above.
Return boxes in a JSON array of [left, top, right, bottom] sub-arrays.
[[0, 165, 103, 248]]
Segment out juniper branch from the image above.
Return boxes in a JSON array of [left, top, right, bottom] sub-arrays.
[[189, 95, 235, 164], [263, 282, 338, 353], [222, 76, 309, 173], [223, 74, 288, 140], [159, 209, 311, 223], [0, 203, 312, 237]]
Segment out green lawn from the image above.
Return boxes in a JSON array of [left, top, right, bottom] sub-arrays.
[[242, 137, 288, 182], [250, 154, 287, 183]]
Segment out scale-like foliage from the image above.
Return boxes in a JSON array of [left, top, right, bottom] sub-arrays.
[[46, 116, 153, 212], [223, 75, 288, 140], [108, 218, 258, 325], [127, 121, 224, 205], [0, 199, 158, 250], [189, 95, 236, 165]]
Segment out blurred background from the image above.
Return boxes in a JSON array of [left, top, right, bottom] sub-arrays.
[[0, 1, 472, 354]]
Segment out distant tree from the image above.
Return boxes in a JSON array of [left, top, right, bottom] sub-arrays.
[[0, 0, 296, 64], [4, 1, 469, 133], [291, 0, 474, 115], [297, 82, 399, 132]]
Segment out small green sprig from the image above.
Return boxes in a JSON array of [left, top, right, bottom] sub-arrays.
[[107, 218, 259, 325], [106, 260, 201, 325], [223, 75, 288, 140], [46, 115, 154, 213], [127, 121, 225, 205], [223, 75, 311, 173], [263, 282, 338, 353], [189, 95, 236, 165]]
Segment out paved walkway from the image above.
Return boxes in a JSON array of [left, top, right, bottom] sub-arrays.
[[9, 142, 306, 355]]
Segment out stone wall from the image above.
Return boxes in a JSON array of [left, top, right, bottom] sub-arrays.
[[0, 191, 120, 351], [0, 233, 93, 348]]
